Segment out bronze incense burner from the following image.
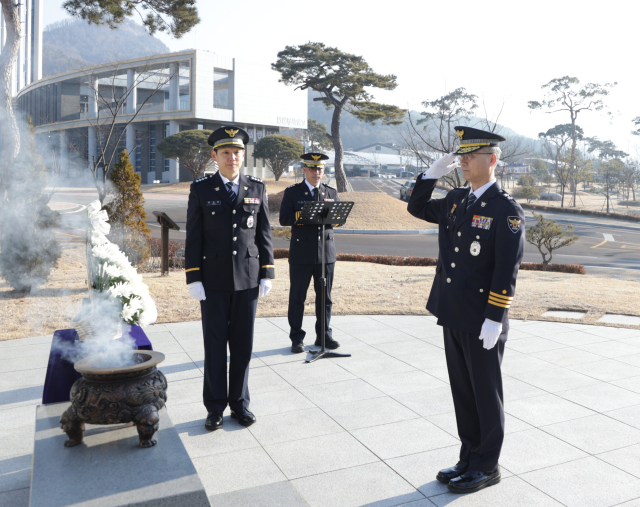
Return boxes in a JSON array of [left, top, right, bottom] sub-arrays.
[[60, 351, 167, 448]]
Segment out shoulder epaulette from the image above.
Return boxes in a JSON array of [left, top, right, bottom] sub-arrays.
[[287, 181, 304, 189], [248, 176, 264, 184], [324, 183, 336, 190], [193, 174, 214, 184], [499, 189, 517, 203]]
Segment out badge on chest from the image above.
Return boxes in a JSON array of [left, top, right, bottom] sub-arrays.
[[447, 203, 458, 221], [247, 216, 254, 228]]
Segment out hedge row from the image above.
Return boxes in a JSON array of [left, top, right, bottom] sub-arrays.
[[268, 190, 285, 213], [520, 262, 585, 274], [273, 249, 585, 274], [521, 203, 640, 223]]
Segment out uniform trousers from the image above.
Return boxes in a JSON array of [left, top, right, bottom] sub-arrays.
[[200, 286, 258, 413], [288, 262, 334, 344], [443, 326, 508, 472]]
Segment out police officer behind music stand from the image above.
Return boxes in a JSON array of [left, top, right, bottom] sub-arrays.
[[407, 127, 525, 494], [185, 126, 275, 431], [279, 153, 340, 353]]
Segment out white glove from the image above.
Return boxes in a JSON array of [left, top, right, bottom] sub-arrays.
[[422, 152, 458, 180], [259, 279, 272, 298], [187, 281, 206, 301], [479, 319, 502, 350]]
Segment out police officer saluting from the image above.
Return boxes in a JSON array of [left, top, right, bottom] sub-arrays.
[[407, 127, 525, 494], [280, 153, 340, 353], [185, 126, 275, 431]]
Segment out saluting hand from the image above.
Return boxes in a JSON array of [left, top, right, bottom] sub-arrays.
[[187, 281, 206, 301], [422, 152, 458, 180], [479, 319, 502, 350]]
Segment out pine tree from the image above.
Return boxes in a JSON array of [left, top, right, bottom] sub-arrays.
[[0, 119, 61, 292], [103, 150, 151, 266]]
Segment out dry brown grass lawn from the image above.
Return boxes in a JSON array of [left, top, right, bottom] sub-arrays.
[[2, 241, 639, 341], [341, 192, 436, 230]]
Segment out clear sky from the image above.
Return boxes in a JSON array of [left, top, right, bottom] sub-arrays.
[[45, 0, 640, 156]]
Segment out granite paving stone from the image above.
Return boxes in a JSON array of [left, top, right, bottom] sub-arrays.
[[264, 432, 378, 480], [192, 446, 286, 496], [178, 421, 261, 458], [6, 316, 640, 506], [362, 370, 448, 396], [323, 395, 420, 430], [248, 407, 343, 446], [297, 378, 386, 408], [207, 481, 310, 507], [598, 443, 640, 480], [505, 394, 596, 427], [555, 382, 640, 412], [604, 404, 640, 429], [506, 366, 599, 393], [392, 386, 456, 417], [351, 418, 459, 460], [292, 462, 424, 507], [521, 456, 640, 507], [499, 428, 588, 474], [567, 358, 640, 382], [542, 414, 640, 454], [429, 476, 563, 506], [385, 445, 460, 498]]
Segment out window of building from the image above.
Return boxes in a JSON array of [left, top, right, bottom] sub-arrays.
[[164, 91, 170, 111], [80, 95, 88, 114], [376, 145, 381, 151], [214, 68, 230, 109], [135, 130, 142, 172], [164, 123, 170, 172], [149, 124, 156, 173]]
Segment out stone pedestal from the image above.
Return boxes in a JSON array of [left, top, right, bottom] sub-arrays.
[[30, 403, 210, 507]]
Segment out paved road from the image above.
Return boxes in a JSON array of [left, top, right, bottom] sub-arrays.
[[49, 187, 640, 276]]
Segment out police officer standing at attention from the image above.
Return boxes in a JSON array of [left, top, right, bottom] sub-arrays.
[[185, 126, 275, 431], [280, 153, 340, 353], [407, 127, 525, 494]]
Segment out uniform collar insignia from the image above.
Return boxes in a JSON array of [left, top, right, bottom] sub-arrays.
[[214, 187, 220, 191], [481, 201, 487, 207], [244, 186, 248, 190]]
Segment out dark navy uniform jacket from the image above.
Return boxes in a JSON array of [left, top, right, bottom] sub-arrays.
[[407, 178, 525, 335], [185, 172, 275, 291], [279, 181, 340, 265]]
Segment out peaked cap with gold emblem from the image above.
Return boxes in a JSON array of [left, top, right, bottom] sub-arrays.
[[207, 126, 250, 149], [301, 152, 329, 168], [453, 126, 506, 155]]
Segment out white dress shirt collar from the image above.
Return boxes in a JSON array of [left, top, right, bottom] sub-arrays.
[[219, 172, 239, 192], [469, 179, 496, 201], [305, 179, 320, 194]]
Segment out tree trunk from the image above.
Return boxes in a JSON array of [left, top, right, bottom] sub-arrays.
[[327, 100, 352, 193], [570, 113, 578, 208], [0, 0, 21, 198]]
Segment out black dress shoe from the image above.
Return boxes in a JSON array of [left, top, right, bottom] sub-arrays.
[[436, 461, 468, 484], [314, 337, 340, 350], [291, 342, 305, 354], [204, 411, 223, 431], [447, 468, 501, 494], [230, 408, 256, 427]]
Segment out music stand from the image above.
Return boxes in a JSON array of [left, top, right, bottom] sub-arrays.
[[296, 200, 354, 363]]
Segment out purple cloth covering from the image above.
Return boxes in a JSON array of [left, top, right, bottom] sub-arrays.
[[42, 325, 152, 405]]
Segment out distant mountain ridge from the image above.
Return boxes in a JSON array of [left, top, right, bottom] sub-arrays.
[[308, 92, 535, 153], [43, 18, 170, 77]]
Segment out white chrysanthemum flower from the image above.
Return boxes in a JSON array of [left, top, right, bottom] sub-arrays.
[[91, 231, 109, 246], [92, 244, 112, 261], [121, 303, 138, 323], [103, 263, 122, 279], [88, 200, 102, 212], [108, 282, 134, 299]]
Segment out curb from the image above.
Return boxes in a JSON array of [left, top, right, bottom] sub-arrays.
[[524, 213, 640, 232]]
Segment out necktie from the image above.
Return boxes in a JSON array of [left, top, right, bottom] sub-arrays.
[[466, 191, 477, 212], [312, 187, 319, 201], [226, 182, 236, 203]]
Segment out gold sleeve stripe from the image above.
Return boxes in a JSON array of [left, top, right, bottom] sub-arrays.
[[185, 267, 200, 273], [489, 291, 513, 301], [488, 295, 511, 305], [261, 265, 275, 268], [488, 299, 511, 309]]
